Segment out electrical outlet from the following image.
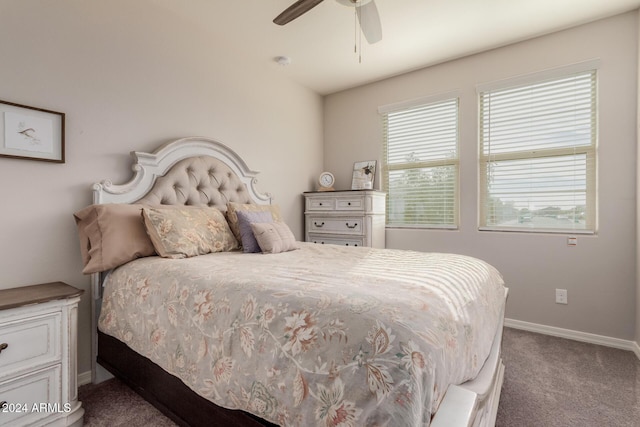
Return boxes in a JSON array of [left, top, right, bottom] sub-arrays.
[[555, 289, 568, 304]]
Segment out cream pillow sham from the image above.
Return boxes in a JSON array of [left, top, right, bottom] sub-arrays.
[[142, 206, 238, 258], [250, 221, 299, 254]]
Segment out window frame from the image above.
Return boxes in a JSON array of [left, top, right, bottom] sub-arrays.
[[477, 61, 599, 234], [379, 92, 460, 229]]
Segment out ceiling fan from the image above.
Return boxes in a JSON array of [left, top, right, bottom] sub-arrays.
[[274, 0, 382, 44]]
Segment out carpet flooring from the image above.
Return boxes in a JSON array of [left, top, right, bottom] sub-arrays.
[[78, 327, 640, 426]]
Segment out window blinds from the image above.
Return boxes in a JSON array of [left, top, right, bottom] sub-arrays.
[[479, 70, 597, 232], [382, 98, 459, 228]]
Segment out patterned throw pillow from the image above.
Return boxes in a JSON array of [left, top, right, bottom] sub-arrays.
[[226, 202, 282, 243], [250, 221, 299, 254], [142, 206, 238, 258], [235, 210, 274, 253]]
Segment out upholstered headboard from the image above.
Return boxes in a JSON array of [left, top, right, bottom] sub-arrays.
[[92, 136, 271, 207], [135, 156, 254, 211]]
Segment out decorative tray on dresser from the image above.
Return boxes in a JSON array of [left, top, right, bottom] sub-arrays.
[[0, 282, 84, 427], [303, 190, 386, 248]]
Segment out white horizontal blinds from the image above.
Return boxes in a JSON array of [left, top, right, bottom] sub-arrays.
[[382, 98, 458, 228], [479, 70, 596, 232]]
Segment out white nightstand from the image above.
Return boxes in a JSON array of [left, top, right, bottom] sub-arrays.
[[304, 190, 386, 248], [0, 282, 84, 426]]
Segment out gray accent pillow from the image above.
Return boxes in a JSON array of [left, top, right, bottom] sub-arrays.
[[236, 210, 274, 253]]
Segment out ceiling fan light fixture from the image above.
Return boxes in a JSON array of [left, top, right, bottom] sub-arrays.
[[274, 56, 292, 66]]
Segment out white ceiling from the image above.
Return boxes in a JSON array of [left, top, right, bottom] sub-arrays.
[[156, 0, 640, 95]]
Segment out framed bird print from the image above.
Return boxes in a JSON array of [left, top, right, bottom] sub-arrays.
[[0, 99, 65, 163]]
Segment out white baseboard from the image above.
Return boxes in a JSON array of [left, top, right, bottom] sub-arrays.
[[78, 370, 92, 386], [505, 318, 640, 360]]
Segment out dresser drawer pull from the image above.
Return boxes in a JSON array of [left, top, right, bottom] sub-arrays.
[[0, 343, 7, 354], [314, 221, 325, 228], [345, 222, 358, 229]]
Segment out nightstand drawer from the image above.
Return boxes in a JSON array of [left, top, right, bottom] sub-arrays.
[[335, 197, 364, 211], [0, 313, 61, 379], [306, 198, 335, 211], [308, 217, 363, 234], [308, 235, 365, 247], [0, 365, 62, 426]]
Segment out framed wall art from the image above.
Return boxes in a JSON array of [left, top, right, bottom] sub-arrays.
[[0, 99, 65, 163], [351, 160, 376, 190]]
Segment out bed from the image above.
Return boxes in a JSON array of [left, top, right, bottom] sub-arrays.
[[80, 136, 508, 427]]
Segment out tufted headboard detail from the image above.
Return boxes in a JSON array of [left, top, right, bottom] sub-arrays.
[[92, 136, 271, 207], [136, 156, 253, 211]]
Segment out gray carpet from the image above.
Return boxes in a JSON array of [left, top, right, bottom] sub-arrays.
[[79, 328, 640, 426]]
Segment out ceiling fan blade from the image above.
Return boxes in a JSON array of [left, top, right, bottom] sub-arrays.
[[274, 0, 325, 25], [356, 0, 382, 44]]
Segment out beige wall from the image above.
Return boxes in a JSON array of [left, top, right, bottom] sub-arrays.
[[0, 1, 323, 376], [637, 9, 640, 346], [325, 13, 638, 340]]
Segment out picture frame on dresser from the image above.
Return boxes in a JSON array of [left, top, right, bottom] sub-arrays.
[[0, 99, 65, 163], [351, 160, 376, 190]]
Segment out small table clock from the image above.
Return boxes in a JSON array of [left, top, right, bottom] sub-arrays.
[[318, 171, 335, 191]]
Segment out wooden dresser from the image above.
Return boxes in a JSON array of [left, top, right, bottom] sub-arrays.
[[304, 190, 386, 248], [0, 282, 84, 427]]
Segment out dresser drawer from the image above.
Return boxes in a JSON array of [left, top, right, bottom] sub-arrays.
[[0, 313, 61, 379], [306, 198, 335, 211], [308, 217, 363, 235], [308, 235, 365, 247], [0, 365, 62, 426], [335, 196, 364, 211]]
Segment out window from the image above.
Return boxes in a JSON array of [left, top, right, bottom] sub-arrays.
[[479, 67, 597, 233], [380, 96, 459, 228]]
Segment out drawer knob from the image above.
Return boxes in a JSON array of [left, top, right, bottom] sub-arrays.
[[314, 221, 325, 228], [345, 222, 358, 229], [319, 202, 323, 206], [347, 202, 351, 206], [0, 343, 7, 354]]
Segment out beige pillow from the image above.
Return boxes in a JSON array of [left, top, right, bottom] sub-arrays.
[[142, 206, 238, 258], [250, 222, 299, 254], [73, 204, 156, 274], [226, 202, 282, 244]]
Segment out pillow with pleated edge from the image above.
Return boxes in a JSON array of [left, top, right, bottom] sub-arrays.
[[236, 209, 274, 253], [250, 221, 299, 254]]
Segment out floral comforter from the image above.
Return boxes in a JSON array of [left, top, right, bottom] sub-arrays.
[[99, 243, 506, 426]]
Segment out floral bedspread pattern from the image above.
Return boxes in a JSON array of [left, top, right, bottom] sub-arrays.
[[99, 243, 505, 426]]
